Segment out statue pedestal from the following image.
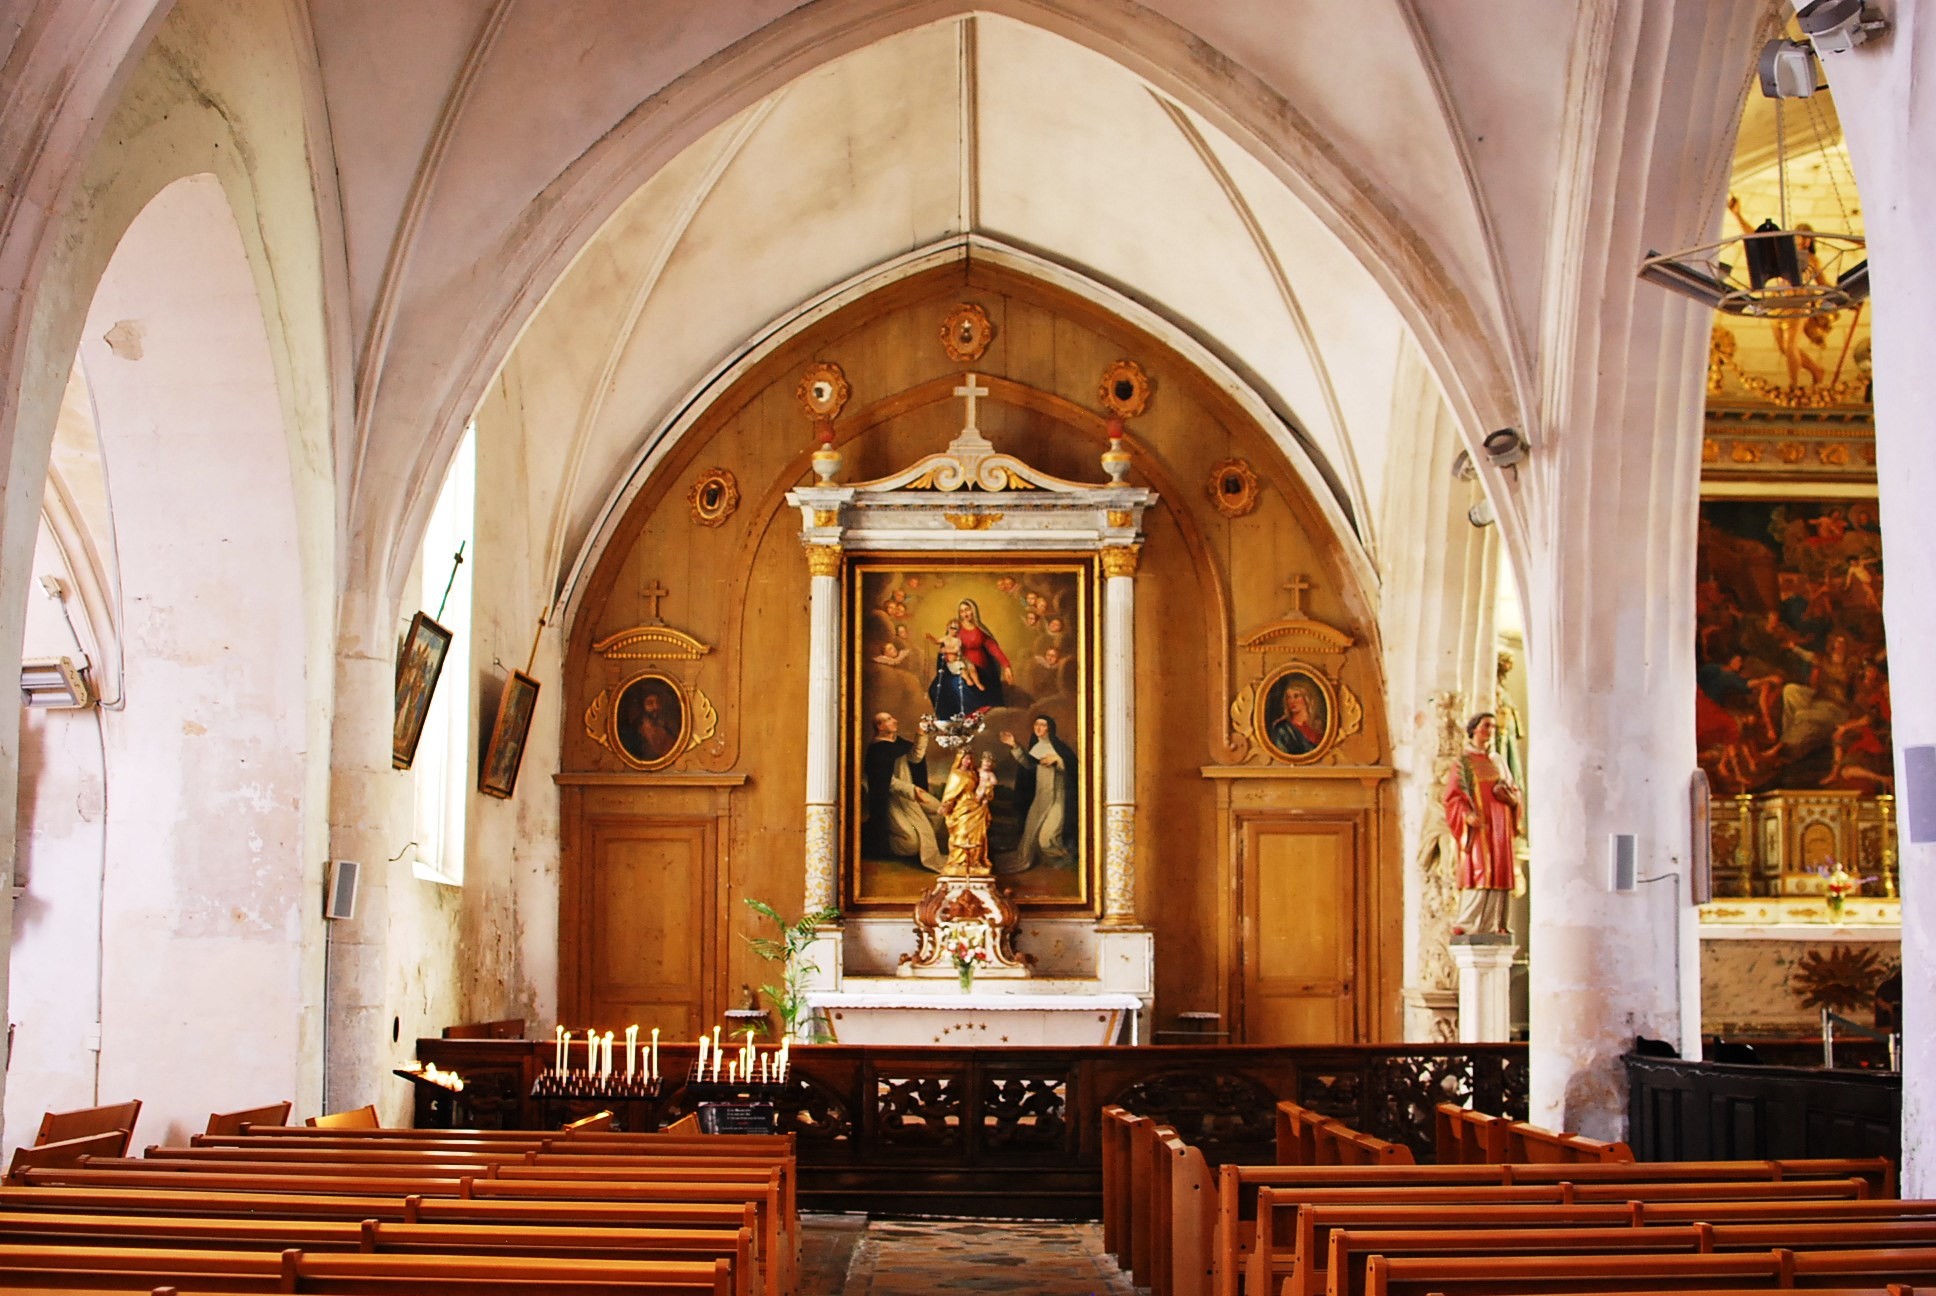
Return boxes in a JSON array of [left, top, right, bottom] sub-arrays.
[[897, 877, 1031, 978], [1450, 935, 1516, 1043]]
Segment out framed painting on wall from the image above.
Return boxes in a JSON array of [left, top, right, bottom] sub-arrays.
[[1695, 494, 1889, 795], [610, 672, 690, 771], [392, 611, 453, 770], [845, 555, 1097, 911], [479, 670, 541, 798]]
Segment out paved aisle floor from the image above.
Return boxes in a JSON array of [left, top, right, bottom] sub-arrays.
[[800, 1214, 1136, 1295]]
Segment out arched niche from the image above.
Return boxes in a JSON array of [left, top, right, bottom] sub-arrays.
[[557, 262, 1398, 1042]]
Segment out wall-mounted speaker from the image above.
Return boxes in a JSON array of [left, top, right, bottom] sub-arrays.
[[1608, 833, 1638, 893], [325, 860, 360, 921], [1903, 745, 1936, 844]]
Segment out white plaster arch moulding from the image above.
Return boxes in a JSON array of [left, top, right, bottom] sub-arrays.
[[552, 235, 1381, 637], [365, 0, 1520, 626]]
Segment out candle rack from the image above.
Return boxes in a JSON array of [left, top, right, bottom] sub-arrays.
[[682, 1063, 789, 1105], [529, 1071, 665, 1101]]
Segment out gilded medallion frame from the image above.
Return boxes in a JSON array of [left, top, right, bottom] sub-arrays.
[[609, 670, 691, 772], [843, 553, 1099, 913], [1253, 661, 1341, 764]]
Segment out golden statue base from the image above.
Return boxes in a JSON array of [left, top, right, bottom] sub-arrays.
[[896, 877, 1033, 978]]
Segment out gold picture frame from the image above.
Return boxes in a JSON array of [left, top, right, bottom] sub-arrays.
[[1254, 662, 1340, 764], [845, 554, 1098, 912], [610, 671, 690, 771]]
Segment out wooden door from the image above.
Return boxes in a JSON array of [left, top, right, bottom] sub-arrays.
[[1240, 816, 1358, 1043], [581, 816, 716, 1036]]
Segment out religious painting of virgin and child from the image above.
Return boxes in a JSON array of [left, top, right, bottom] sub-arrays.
[[1695, 497, 1890, 794], [846, 557, 1096, 910]]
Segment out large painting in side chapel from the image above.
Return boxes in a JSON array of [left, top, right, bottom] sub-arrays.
[[846, 557, 1096, 910], [1696, 498, 1889, 794]]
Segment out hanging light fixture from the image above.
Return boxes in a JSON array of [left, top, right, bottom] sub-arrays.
[[1640, 11, 1877, 320]]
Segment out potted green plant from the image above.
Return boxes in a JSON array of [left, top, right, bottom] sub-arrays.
[[744, 898, 840, 1041]]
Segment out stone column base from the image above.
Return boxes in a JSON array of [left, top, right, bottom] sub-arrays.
[[1449, 935, 1517, 1043]]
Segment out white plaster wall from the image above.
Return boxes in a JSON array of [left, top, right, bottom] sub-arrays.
[[7, 520, 109, 1159]]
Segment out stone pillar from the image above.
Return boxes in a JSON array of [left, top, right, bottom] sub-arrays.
[[802, 542, 843, 917], [1505, 2, 1760, 1139], [1823, 8, 1936, 1194], [1100, 544, 1140, 925], [1450, 937, 1517, 1043]]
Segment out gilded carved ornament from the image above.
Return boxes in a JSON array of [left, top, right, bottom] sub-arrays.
[[1206, 458, 1260, 518], [803, 543, 843, 577], [797, 361, 851, 420], [1098, 359, 1151, 419], [687, 468, 739, 527], [1227, 573, 1364, 764], [1099, 545, 1142, 578], [940, 303, 995, 363]]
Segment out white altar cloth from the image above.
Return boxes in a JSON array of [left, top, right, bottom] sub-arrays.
[[808, 991, 1142, 1045]]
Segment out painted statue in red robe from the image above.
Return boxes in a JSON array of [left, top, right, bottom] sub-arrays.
[[1443, 712, 1520, 935]]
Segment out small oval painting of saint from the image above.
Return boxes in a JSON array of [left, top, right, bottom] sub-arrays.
[[613, 673, 688, 770], [1258, 666, 1336, 764]]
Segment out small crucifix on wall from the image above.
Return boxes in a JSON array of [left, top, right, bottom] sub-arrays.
[[955, 373, 989, 436], [640, 579, 669, 625], [1282, 572, 1312, 619]]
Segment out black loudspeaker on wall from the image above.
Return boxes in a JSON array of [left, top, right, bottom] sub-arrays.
[[325, 860, 360, 921]]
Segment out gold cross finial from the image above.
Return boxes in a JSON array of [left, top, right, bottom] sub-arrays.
[[1282, 573, 1312, 618], [641, 579, 669, 624]]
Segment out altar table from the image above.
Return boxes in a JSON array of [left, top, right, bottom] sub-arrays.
[[806, 991, 1141, 1045]]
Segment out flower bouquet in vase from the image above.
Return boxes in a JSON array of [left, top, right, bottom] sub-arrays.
[[940, 919, 994, 992]]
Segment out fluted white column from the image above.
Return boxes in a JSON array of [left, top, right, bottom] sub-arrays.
[[1101, 545, 1140, 925], [802, 544, 842, 915]]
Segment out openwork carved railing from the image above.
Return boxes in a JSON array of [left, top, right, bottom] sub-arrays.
[[411, 1040, 1527, 1216]]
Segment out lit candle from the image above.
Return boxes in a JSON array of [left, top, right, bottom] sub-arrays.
[[625, 1025, 638, 1081], [554, 1026, 566, 1074], [650, 1028, 660, 1082], [712, 1025, 722, 1064], [697, 1035, 709, 1076], [729, 1060, 738, 1083], [603, 1031, 615, 1079]]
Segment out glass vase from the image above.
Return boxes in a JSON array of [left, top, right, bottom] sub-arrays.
[[957, 963, 975, 994]]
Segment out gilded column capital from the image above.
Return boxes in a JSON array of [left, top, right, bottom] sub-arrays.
[[803, 543, 844, 578], [1100, 544, 1143, 579]]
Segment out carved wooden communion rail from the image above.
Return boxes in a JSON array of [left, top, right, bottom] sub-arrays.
[[409, 1040, 1527, 1217]]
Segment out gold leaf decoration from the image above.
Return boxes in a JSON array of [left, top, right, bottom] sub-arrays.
[[943, 512, 1003, 530], [688, 687, 718, 748], [584, 690, 612, 749], [1340, 682, 1364, 739]]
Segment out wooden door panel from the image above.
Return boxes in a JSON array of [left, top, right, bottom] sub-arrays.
[[1242, 818, 1357, 1044], [585, 817, 713, 1035]]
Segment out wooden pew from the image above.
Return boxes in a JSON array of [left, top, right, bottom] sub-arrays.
[[0, 1241, 737, 1293], [1501, 1118, 1635, 1164], [306, 1104, 380, 1129], [7, 1132, 132, 1179], [1310, 1125, 1413, 1168], [1195, 1151, 1890, 1296], [1432, 1103, 1506, 1165], [36, 1101, 141, 1156], [0, 1188, 770, 1295], [1130, 1118, 1177, 1290], [13, 1167, 789, 1296], [1274, 1102, 1337, 1166], [1101, 1105, 1134, 1264], [1359, 1247, 1936, 1296], [1326, 1220, 1936, 1296], [204, 1102, 291, 1136], [0, 1210, 758, 1296], [1258, 1195, 1936, 1296]]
